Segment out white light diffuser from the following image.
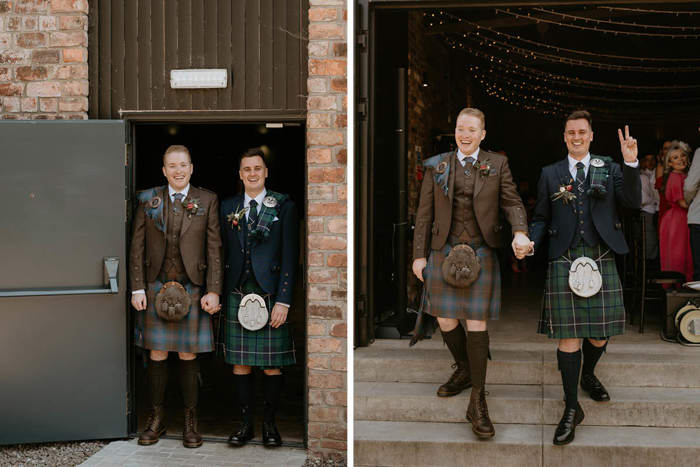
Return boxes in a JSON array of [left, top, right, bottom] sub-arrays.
[[170, 69, 228, 89]]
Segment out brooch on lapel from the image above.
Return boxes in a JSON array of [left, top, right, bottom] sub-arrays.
[[149, 196, 162, 209], [183, 197, 200, 217], [227, 206, 248, 230], [263, 196, 278, 208], [436, 161, 448, 174], [551, 179, 577, 205]]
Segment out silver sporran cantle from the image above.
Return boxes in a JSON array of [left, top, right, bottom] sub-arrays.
[[238, 293, 269, 331], [568, 256, 603, 298]]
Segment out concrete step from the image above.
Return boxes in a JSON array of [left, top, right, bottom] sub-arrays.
[[354, 347, 700, 387], [355, 382, 700, 428], [355, 420, 700, 467]]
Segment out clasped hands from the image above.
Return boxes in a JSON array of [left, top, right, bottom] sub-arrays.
[[512, 231, 534, 260]]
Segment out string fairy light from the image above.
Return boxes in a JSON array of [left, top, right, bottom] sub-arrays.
[[532, 7, 700, 31], [598, 6, 700, 16]]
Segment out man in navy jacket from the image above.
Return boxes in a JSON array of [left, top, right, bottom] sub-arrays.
[[220, 148, 298, 447]]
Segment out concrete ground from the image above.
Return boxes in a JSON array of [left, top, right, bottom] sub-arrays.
[[78, 438, 307, 466]]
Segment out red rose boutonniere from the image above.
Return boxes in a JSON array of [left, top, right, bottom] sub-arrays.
[[183, 197, 200, 217], [551, 180, 577, 205], [226, 206, 248, 230], [472, 159, 492, 176]]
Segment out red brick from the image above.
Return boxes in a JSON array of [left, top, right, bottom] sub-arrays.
[[307, 95, 336, 110], [325, 421, 347, 439], [330, 78, 346, 92], [308, 168, 345, 183], [308, 41, 329, 57], [62, 79, 87, 96], [39, 97, 56, 112], [309, 7, 337, 22], [308, 234, 346, 250], [308, 322, 328, 337], [331, 290, 346, 301], [309, 372, 344, 389], [2, 96, 21, 112], [15, 0, 48, 14], [50, 0, 87, 13], [308, 251, 324, 266], [334, 114, 347, 128], [320, 440, 346, 451], [56, 64, 87, 79], [49, 30, 85, 46], [309, 23, 344, 40], [309, 269, 338, 284], [21, 97, 37, 112], [307, 130, 344, 146], [308, 391, 326, 407], [308, 354, 329, 369], [327, 254, 346, 267], [330, 356, 346, 372], [7, 17, 21, 31], [307, 147, 332, 164], [336, 149, 347, 164], [0, 1, 11, 13], [58, 96, 87, 111], [31, 48, 59, 63], [328, 218, 346, 233], [39, 15, 56, 30], [333, 42, 347, 57], [308, 185, 334, 200], [58, 14, 86, 30], [17, 32, 46, 47], [330, 323, 346, 338], [309, 337, 343, 353], [308, 304, 342, 319], [1, 50, 31, 64], [308, 59, 345, 76], [308, 202, 345, 217], [337, 186, 347, 200], [308, 218, 324, 233], [0, 83, 23, 96], [16, 65, 47, 80], [307, 421, 325, 438], [0, 67, 10, 81], [308, 406, 343, 423], [307, 77, 327, 93], [26, 81, 60, 96], [2, 113, 22, 119], [23, 16, 37, 30], [309, 285, 330, 301], [62, 47, 84, 62], [307, 112, 332, 129]]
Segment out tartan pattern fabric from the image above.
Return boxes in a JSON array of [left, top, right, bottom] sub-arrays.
[[538, 243, 625, 338], [134, 278, 213, 352], [420, 242, 501, 320], [222, 277, 296, 368], [575, 162, 585, 193], [248, 191, 288, 240]]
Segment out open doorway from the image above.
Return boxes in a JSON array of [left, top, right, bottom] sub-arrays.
[[129, 121, 307, 446]]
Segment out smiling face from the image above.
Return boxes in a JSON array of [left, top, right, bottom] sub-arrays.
[[162, 150, 193, 191], [667, 149, 688, 172], [454, 114, 486, 156], [564, 118, 593, 160], [239, 155, 268, 195]]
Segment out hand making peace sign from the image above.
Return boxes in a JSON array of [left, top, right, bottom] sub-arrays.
[[617, 125, 638, 163]]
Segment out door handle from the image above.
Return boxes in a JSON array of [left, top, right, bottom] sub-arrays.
[[0, 257, 119, 297]]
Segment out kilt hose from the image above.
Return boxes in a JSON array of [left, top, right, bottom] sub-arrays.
[[538, 242, 625, 339], [222, 277, 296, 369], [420, 242, 501, 321], [135, 275, 214, 353]]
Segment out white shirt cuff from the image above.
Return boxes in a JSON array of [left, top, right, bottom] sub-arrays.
[[624, 160, 639, 168], [132, 289, 145, 295], [276, 302, 290, 308]]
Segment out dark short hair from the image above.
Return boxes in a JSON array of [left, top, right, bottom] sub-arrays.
[[163, 144, 191, 164], [565, 110, 592, 130], [239, 147, 267, 168]]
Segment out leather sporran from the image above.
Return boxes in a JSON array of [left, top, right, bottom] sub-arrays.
[[155, 281, 191, 321], [442, 244, 481, 288]]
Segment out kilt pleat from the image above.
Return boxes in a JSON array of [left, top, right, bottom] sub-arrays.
[[420, 243, 500, 321], [222, 279, 295, 368], [134, 279, 213, 353], [538, 243, 625, 339]]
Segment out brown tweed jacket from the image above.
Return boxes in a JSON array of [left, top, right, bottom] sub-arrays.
[[129, 185, 223, 295], [413, 150, 528, 260]]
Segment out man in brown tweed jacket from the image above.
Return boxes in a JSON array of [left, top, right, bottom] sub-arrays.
[[412, 108, 532, 439], [129, 144, 223, 448]]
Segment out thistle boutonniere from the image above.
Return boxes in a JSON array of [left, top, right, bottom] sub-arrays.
[[473, 159, 491, 176], [551, 180, 577, 204], [226, 206, 248, 230], [183, 197, 200, 217]]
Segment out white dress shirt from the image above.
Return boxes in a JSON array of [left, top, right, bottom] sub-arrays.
[[244, 189, 267, 221], [457, 148, 480, 167], [640, 168, 660, 214]]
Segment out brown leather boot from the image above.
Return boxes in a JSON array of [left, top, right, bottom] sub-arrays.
[[437, 361, 472, 397], [182, 407, 203, 448], [466, 387, 495, 439], [138, 405, 166, 446]]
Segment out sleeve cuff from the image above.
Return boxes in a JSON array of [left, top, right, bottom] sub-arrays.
[[132, 289, 145, 295], [276, 302, 290, 308], [624, 160, 639, 168]]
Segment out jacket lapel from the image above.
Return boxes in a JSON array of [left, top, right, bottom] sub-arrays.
[[447, 151, 457, 203], [161, 186, 169, 237], [473, 149, 486, 199], [232, 196, 246, 250], [179, 186, 197, 237]]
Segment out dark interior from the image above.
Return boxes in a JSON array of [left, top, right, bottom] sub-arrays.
[[129, 122, 307, 446], [369, 4, 700, 336]]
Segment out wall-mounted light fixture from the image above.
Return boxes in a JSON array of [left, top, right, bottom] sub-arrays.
[[422, 72, 429, 88], [170, 69, 228, 89]]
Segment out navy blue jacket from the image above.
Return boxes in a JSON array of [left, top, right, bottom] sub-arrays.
[[220, 193, 298, 305], [530, 156, 641, 259]]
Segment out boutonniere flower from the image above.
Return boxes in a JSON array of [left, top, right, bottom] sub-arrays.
[[183, 197, 200, 217], [226, 206, 248, 230], [473, 159, 491, 176], [551, 181, 577, 204]]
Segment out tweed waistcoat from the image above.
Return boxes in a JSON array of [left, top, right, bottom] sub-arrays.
[[449, 162, 483, 245], [161, 197, 187, 280], [571, 175, 601, 249]]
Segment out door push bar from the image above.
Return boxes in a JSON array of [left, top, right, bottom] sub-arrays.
[[0, 257, 119, 297]]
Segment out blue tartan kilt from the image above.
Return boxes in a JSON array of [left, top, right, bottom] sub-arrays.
[[222, 278, 296, 368], [134, 278, 213, 353], [419, 242, 500, 321], [538, 243, 626, 339]]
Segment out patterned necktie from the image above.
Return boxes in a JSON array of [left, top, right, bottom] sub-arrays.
[[173, 192, 184, 203], [464, 156, 475, 175], [576, 162, 586, 193], [248, 199, 258, 227]]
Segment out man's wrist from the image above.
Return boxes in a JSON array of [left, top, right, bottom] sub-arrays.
[[276, 302, 290, 308], [132, 289, 145, 295]]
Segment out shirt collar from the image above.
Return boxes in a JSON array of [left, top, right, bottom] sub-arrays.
[[457, 147, 480, 164], [168, 184, 190, 200], [568, 153, 591, 172], [244, 188, 267, 208]]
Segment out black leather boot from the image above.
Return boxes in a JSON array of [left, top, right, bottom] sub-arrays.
[[465, 331, 494, 439], [138, 405, 166, 446], [138, 359, 168, 446], [262, 374, 283, 447], [437, 324, 471, 397], [228, 373, 254, 447], [553, 403, 585, 445], [183, 407, 202, 448]]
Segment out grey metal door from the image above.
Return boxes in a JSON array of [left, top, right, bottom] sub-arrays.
[[0, 121, 128, 444]]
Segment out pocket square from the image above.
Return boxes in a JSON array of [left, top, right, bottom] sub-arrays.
[[273, 216, 280, 222]]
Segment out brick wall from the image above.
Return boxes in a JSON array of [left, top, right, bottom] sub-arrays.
[[305, 0, 347, 461], [0, 0, 88, 120]]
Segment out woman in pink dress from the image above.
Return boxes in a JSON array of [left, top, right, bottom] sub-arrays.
[[658, 141, 693, 281]]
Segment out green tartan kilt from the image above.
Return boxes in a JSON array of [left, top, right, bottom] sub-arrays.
[[538, 243, 625, 339], [222, 278, 296, 368]]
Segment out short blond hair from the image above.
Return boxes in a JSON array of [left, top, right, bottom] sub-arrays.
[[163, 144, 191, 164], [456, 108, 486, 130]]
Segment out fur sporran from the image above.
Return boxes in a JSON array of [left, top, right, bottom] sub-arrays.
[[442, 244, 481, 288], [155, 281, 191, 321]]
